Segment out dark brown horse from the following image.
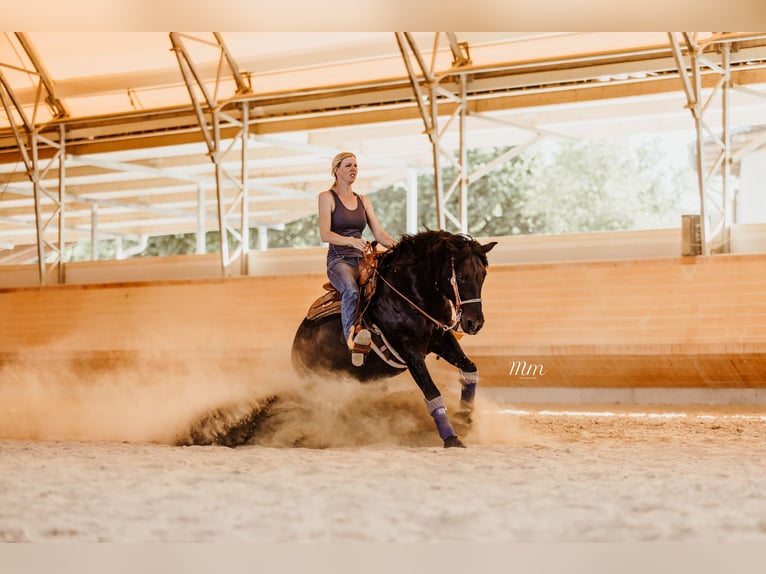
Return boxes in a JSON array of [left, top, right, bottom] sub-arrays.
[[291, 230, 496, 447]]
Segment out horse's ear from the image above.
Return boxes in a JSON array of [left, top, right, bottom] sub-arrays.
[[481, 241, 498, 254]]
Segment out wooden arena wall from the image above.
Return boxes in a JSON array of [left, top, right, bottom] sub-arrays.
[[2, 248, 765, 402], [477, 254, 766, 393]]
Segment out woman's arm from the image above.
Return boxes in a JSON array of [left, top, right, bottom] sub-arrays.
[[361, 195, 396, 249]]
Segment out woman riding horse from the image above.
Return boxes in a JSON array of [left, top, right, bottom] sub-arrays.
[[318, 152, 396, 367], [293, 229, 497, 448]]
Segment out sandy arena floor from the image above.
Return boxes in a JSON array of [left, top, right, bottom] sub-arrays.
[[2, 378, 766, 543], [2, 355, 766, 543]]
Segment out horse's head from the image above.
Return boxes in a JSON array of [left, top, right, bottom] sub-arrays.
[[379, 231, 497, 335], [443, 236, 497, 335]]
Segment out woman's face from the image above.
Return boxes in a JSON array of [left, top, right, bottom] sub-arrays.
[[335, 156, 357, 184]]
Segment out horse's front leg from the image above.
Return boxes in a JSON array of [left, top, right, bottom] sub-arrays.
[[402, 351, 465, 448], [431, 331, 479, 428]]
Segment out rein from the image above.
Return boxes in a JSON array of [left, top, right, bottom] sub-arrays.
[[375, 258, 481, 332]]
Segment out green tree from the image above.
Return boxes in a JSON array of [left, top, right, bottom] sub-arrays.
[[439, 148, 546, 237], [141, 232, 219, 256], [265, 214, 321, 249], [520, 138, 694, 234]]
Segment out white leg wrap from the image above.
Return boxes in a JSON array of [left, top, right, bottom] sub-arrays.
[[424, 395, 454, 441], [425, 395, 446, 415], [460, 370, 478, 406], [459, 370, 478, 387]]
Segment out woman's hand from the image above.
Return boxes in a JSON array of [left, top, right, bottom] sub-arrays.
[[348, 237, 368, 252]]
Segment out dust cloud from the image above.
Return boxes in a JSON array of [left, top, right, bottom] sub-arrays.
[[0, 353, 269, 444], [0, 352, 524, 448]]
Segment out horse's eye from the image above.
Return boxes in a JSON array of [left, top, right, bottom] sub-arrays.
[[457, 274, 465, 283]]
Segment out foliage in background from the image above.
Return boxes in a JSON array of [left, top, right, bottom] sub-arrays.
[[266, 214, 321, 249], [369, 136, 697, 241]]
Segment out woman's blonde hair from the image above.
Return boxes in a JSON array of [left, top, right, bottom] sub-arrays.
[[331, 152, 356, 179]]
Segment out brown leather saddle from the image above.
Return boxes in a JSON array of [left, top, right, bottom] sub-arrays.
[[305, 283, 343, 322]]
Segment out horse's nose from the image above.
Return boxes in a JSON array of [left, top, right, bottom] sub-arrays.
[[463, 315, 484, 335]]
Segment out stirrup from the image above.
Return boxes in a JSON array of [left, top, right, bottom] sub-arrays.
[[350, 328, 372, 367]]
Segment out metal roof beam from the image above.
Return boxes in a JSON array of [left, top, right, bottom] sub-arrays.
[[66, 154, 209, 185], [444, 33, 471, 68], [0, 214, 139, 241], [1, 183, 200, 220], [5, 43, 766, 161], [14, 33, 69, 119]]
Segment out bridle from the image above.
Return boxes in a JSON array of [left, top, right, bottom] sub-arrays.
[[376, 257, 482, 332]]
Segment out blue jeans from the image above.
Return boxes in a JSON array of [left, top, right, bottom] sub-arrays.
[[327, 256, 361, 340]]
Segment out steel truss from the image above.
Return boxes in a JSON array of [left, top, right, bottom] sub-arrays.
[[395, 32, 470, 232], [170, 32, 254, 276], [0, 71, 189, 282], [395, 32, 573, 233], [0, 33, 66, 284], [669, 32, 766, 254], [0, 34, 155, 282]]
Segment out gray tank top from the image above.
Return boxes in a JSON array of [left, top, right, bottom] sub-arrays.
[[327, 189, 367, 263]]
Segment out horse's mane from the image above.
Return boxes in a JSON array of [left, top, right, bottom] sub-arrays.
[[381, 230, 489, 268]]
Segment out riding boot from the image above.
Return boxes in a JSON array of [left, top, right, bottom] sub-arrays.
[[348, 325, 372, 367]]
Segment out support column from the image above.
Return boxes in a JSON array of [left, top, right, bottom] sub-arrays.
[[396, 32, 472, 233], [395, 33, 562, 235], [0, 67, 66, 284], [669, 32, 742, 254], [406, 168, 418, 234], [170, 32, 253, 276], [196, 184, 206, 255], [57, 125, 66, 284], [90, 204, 99, 261]]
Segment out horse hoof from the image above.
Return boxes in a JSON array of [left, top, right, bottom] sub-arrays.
[[443, 436, 466, 448]]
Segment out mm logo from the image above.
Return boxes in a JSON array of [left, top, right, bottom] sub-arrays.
[[508, 360, 547, 380]]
